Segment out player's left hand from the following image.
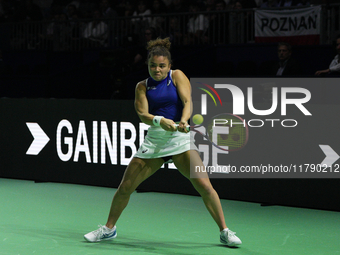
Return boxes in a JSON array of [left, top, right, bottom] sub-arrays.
[[177, 121, 189, 133]]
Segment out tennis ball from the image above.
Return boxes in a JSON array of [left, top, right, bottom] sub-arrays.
[[192, 114, 204, 125]]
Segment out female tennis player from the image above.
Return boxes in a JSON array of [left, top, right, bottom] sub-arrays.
[[84, 37, 241, 247]]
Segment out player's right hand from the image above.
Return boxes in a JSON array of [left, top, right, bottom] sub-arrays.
[[160, 118, 177, 132]]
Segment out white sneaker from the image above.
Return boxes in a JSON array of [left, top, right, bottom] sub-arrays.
[[220, 228, 242, 246], [84, 225, 117, 242]]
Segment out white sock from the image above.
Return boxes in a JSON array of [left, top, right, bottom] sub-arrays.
[[103, 225, 113, 231]]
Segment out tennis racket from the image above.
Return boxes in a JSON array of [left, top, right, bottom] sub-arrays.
[[176, 113, 249, 151]]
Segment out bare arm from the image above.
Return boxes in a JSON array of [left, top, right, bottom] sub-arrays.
[[134, 81, 153, 125], [315, 69, 330, 76], [316, 58, 340, 75], [172, 69, 192, 133]]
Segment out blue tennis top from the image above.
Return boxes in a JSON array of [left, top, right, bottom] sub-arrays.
[[146, 70, 183, 122]]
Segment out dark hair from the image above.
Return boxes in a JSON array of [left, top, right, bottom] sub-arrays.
[[335, 34, 340, 43], [278, 42, 292, 51], [215, 0, 227, 8], [146, 37, 172, 64], [145, 27, 157, 40], [334, 34, 340, 53]]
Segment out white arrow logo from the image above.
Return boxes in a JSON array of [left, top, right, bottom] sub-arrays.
[[319, 145, 340, 166], [26, 123, 50, 155]]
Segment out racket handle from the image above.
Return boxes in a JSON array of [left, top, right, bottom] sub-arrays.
[[174, 124, 190, 131]]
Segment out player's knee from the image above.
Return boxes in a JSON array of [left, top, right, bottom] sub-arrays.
[[117, 181, 135, 196], [192, 179, 214, 197]]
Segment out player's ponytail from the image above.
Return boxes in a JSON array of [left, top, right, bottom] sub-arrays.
[[146, 37, 172, 64]]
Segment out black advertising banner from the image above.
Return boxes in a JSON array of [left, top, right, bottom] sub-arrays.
[[0, 99, 142, 187], [1, 78, 340, 211]]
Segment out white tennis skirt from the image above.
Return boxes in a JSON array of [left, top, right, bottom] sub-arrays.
[[134, 125, 198, 161]]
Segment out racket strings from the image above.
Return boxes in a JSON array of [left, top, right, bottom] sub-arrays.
[[208, 116, 247, 149]]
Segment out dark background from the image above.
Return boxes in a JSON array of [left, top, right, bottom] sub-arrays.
[[0, 43, 337, 100]]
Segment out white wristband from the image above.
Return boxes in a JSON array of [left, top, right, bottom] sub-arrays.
[[153, 116, 164, 126]]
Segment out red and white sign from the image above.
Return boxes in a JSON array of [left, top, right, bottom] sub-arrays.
[[255, 6, 321, 45]]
